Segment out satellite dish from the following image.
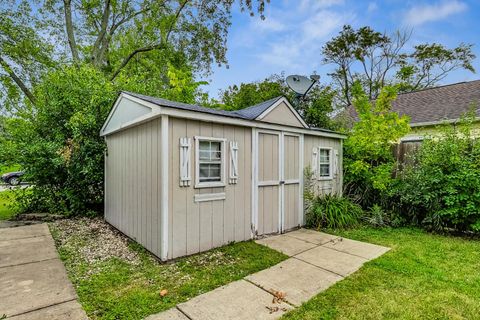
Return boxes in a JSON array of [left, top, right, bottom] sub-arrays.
[[286, 74, 319, 97]]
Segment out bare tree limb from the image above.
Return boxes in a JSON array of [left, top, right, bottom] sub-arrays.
[[63, 0, 80, 63], [0, 56, 36, 105], [91, 0, 111, 66]]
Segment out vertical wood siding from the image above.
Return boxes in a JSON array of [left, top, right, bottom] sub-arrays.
[[105, 119, 162, 257], [303, 135, 343, 195], [168, 117, 252, 259]]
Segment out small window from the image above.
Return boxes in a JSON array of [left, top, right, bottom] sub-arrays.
[[318, 148, 332, 179], [195, 137, 225, 187]]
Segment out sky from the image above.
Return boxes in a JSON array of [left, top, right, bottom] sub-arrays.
[[204, 0, 480, 98]]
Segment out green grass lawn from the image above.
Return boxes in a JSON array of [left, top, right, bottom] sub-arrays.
[[49, 218, 287, 320], [283, 227, 480, 320], [0, 191, 17, 220]]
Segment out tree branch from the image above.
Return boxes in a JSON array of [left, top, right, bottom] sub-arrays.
[[91, 0, 111, 66], [109, 0, 190, 81], [0, 56, 36, 105], [63, 0, 80, 63]]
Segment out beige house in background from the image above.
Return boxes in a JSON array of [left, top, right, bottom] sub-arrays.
[[344, 79, 480, 141], [100, 92, 345, 261]]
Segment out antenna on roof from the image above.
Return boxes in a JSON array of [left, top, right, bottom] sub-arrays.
[[286, 74, 320, 101]]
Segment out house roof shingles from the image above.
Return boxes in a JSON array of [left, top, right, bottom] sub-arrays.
[[345, 80, 480, 126]]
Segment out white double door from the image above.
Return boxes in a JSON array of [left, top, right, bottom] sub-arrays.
[[255, 130, 303, 236]]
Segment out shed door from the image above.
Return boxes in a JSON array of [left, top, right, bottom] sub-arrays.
[[255, 131, 302, 236], [282, 133, 301, 231], [257, 131, 281, 235]]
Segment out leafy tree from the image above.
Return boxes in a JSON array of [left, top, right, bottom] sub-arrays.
[[0, 0, 269, 110], [218, 74, 336, 129], [343, 81, 410, 208], [323, 25, 475, 106], [0, 0, 269, 216]]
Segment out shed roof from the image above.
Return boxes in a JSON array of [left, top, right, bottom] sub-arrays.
[[344, 79, 480, 126], [101, 91, 346, 139], [123, 91, 283, 121]]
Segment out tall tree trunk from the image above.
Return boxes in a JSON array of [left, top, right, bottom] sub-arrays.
[[0, 56, 36, 105], [64, 0, 80, 63]]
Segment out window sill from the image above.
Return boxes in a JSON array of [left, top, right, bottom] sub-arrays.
[[194, 181, 226, 189], [317, 177, 333, 181]]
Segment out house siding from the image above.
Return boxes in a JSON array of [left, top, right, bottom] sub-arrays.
[[105, 119, 162, 257], [261, 102, 304, 127], [303, 135, 343, 195], [167, 117, 252, 259]]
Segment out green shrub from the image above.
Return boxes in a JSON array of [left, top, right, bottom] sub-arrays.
[[306, 194, 363, 229], [390, 116, 480, 232], [343, 82, 410, 209]]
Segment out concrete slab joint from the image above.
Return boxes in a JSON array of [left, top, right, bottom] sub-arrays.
[[0, 223, 88, 320], [148, 228, 390, 320]]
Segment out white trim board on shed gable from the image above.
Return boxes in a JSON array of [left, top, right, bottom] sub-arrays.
[[101, 92, 346, 140]]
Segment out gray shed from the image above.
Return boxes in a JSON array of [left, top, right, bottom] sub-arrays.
[[100, 92, 345, 261]]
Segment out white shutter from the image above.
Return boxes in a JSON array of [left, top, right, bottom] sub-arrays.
[[180, 137, 191, 187], [229, 141, 239, 184], [311, 147, 318, 178], [333, 149, 339, 177]]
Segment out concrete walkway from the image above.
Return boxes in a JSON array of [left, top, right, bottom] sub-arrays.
[[0, 224, 87, 319], [148, 228, 390, 320]]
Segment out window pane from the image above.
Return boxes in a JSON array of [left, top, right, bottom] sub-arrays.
[[320, 164, 330, 177], [199, 164, 210, 178], [209, 164, 221, 178], [319, 149, 329, 163], [199, 163, 221, 182]]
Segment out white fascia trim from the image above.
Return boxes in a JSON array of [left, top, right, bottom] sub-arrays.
[[410, 117, 480, 128], [194, 192, 226, 202], [160, 115, 169, 261], [256, 97, 309, 128], [100, 94, 161, 136], [101, 93, 346, 139]]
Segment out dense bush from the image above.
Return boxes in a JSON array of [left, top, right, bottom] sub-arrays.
[[6, 66, 116, 216], [4, 62, 205, 216], [343, 82, 410, 209], [306, 194, 363, 229], [390, 119, 480, 232]]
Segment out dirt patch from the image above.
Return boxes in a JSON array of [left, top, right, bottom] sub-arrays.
[[50, 218, 140, 266]]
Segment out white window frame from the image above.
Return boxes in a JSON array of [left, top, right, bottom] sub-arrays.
[[195, 136, 226, 188], [318, 147, 333, 180]]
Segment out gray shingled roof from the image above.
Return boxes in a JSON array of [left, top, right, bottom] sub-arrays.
[[123, 91, 283, 121], [344, 80, 480, 125]]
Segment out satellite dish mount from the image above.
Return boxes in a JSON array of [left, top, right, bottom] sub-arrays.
[[286, 74, 320, 101]]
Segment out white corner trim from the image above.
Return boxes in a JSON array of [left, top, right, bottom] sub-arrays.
[[299, 134, 304, 226], [256, 97, 309, 128], [194, 192, 226, 202], [160, 115, 169, 261], [251, 127, 257, 238]]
